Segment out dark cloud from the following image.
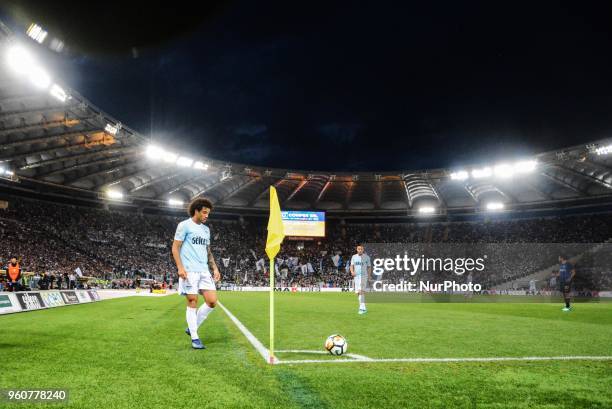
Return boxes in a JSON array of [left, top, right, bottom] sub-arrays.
[[317, 123, 363, 145], [231, 124, 268, 137]]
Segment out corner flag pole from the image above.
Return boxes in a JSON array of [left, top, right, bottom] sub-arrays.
[[269, 257, 275, 363], [265, 186, 285, 364]]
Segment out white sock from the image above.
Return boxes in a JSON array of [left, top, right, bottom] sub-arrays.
[[186, 307, 199, 340], [359, 294, 366, 310], [197, 304, 214, 327]]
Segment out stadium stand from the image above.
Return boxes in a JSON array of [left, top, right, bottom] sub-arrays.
[[2, 196, 611, 291]]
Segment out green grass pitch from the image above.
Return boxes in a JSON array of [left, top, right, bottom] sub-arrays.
[[1, 292, 612, 409]]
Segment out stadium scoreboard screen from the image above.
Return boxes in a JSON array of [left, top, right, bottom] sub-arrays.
[[281, 211, 325, 237]]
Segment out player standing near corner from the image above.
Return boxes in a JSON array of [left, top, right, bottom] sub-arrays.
[[558, 255, 576, 312], [350, 244, 371, 315], [172, 197, 221, 349]]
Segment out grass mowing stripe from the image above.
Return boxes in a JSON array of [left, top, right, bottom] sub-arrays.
[[274, 368, 330, 409], [218, 292, 612, 359]]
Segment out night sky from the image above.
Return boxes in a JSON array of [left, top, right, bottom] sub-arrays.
[[3, 1, 612, 171]]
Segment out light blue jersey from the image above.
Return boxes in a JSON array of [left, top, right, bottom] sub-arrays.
[[351, 254, 371, 277], [174, 218, 210, 273]]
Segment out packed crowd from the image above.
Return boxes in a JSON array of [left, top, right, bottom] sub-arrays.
[[2, 197, 612, 291]]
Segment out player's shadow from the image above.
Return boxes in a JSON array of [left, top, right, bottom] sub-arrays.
[[0, 342, 22, 348]]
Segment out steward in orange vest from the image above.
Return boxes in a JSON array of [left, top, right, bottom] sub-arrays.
[[6, 257, 22, 292]]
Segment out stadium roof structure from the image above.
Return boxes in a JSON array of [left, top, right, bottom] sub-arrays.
[[1, 23, 612, 217]]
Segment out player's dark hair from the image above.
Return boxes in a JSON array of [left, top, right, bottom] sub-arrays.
[[559, 255, 567, 261], [188, 197, 213, 217]]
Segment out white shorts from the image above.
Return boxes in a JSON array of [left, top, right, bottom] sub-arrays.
[[354, 275, 367, 293], [179, 271, 216, 295]]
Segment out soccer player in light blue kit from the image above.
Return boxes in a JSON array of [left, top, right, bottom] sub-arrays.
[[350, 244, 371, 314], [172, 197, 221, 349]]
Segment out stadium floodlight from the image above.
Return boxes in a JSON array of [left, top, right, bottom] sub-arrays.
[[27, 23, 48, 44], [105, 123, 119, 135], [472, 167, 492, 179], [494, 164, 514, 178], [106, 190, 123, 200], [49, 84, 68, 102], [486, 201, 504, 211], [5, 170, 14, 176], [28, 65, 51, 89], [514, 160, 537, 173], [162, 152, 178, 163], [146, 145, 164, 160], [176, 156, 194, 167], [6, 46, 35, 75], [595, 144, 612, 155], [50, 38, 65, 53], [418, 206, 436, 214], [193, 161, 209, 170], [450, 170, 468, 181], [168, 199, 184, 206], [6, 46, 50, 89]]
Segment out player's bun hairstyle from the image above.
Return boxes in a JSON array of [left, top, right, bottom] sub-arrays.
[[188, 197, 213, 217]]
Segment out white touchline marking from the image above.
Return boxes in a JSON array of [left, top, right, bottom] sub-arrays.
[[276, 355, 612, 365], [348, 353, 373, 361], [218, 304, 612, 366], [276, 350, 373, 361], [218, 302, 271, 363]]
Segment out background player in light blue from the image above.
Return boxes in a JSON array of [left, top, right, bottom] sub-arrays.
[[350, 244, 371, 314], [172, 197, 221, 349]]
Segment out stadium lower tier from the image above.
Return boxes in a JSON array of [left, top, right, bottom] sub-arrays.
[[1, 196, 612, 292]]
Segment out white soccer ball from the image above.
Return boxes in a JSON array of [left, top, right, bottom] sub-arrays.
[[324, 334, 348, 356]]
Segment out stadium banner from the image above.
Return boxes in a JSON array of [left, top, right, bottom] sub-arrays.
[[75, 290, 92, 303], [321, 287, 348, 292], [87, 290, 101, 301], [40, 291, 65, 308], [15, 292, 45, 311], [61, 291, 79, 304], [0, 293, 21, 314], [219, 285, 347, 292], [0, 290, 101, 315], [359, 242, 612, 303]]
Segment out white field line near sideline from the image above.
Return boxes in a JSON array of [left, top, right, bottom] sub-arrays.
[[218, 303, 612, 366], [217, 302, 271, 363], [276, 350, 374, 361], [277, 355, 612, 365]]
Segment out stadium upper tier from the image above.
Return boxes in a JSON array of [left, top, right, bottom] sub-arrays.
[[1, 24, 612, 216]]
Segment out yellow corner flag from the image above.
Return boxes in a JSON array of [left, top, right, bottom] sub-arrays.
[[266, 185, 285, 364], [265, 186, 285, 260]]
